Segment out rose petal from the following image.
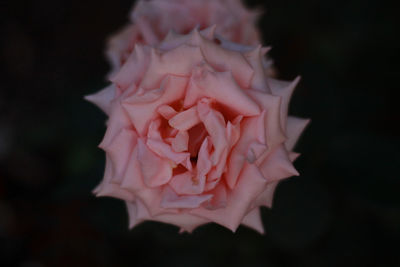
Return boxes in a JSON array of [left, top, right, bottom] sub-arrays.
[[157, 105, 178, 120], [259, 145, 299, 182], [245, 45, 271, 92], [203, 183, 227, 210], [226, 115, 243, 147], [188, 124, 208, 157], [93, 156, 135, 202], [137, 138, 173, 187], [169, 106, 201, 131], [98, 94, 133, 149], [135, 18, 160, 45], [106, 25, 138, 76], [146, 138, 191, 170], [285, 116, 310, 151], [195, 33, 254, 88], [187, 69, 260, 116], [102, 128, 137, 183], [246, 141, 268, 164], [84, 84, 115, 115], [111, 44, 150, 90], [120, 145, 176, 216], [95, 182, 135, 202], [253, 181, 279, 209], [169, 171, 205, 195], [225, 113, 267, 189], [289, 152, 301, 162], [171, 131, 189, 152], [190, 163, 267, 232], [120, 145, 144, 193], [269, 76, 300, 129], [159, 27, 215, 51], [126, 199, 150, 229], [241, 208, 264, 234], [140, 45, 203, 89], [122, 75, 188, 135], [197, 99, 228, 165], [196, 137, 213, 178], [152, 212, 209, 233], [161, 186, 212, 209], [247, 89, 286, 149]]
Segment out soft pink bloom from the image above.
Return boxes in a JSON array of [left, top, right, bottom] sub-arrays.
[[86, 27, 309, 233], [106, 0, 270, 77]]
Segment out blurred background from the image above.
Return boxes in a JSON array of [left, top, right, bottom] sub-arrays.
[[1, 0, 399, 266]]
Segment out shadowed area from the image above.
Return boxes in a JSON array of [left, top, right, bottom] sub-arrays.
[[0, 0, 399, 266]]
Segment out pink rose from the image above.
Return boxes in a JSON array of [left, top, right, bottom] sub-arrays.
[[86, 27, 309, 233], [106, 0, 264, 77]]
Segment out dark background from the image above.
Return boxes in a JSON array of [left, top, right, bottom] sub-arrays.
[[1, 0, 399, 266]]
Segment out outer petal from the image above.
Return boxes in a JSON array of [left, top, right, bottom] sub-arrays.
[[102, 128, 137, 183], [253, 181, 279, 209], [161, 186, 212, 209], [190, 163, 267, 231], [159, 27, 215, 51], [126, 199, 149, 229], [140, 45, 203, 89], [120, 144, 176, 217], [84, 84, 115, 115], [93, 156, 134, 202], [241, 208, 264, 234], [203, 182, 227, 210], [111, 44, 151, 90], [127, 198, 203, 231], [225, 113, 266, 189], [259, 145, 299, 182], [247, 89, 286, 149], [285, 116, 310, 151], [244, 45, 271, 92], [135, 18, 160, 45], [186, 69, 260, 116], [98, 85, 136, 149], [269, 76, 300, 130], [120, 145, 145, 193], [137, 138, 173, 187], [152, 212, 209, 233], [194, 32, 254, 88]]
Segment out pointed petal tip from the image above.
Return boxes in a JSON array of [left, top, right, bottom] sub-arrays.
[[201, 24, 217, 39], [292, 167, 300, 176], [261, 46, 272, 56], [284, 159, 300, 177], [293, 75, 302, 87], [209, 24, 217, 33], [92, 186, 101, 195], [179, 227, 194, 234], [83, 93, 100, 106], [98, 139, 107, 150], [83, 94, 92, 102], [243, 223, 265, 234]]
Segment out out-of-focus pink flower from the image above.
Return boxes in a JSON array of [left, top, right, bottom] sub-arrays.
[[106, 0, 267, 77], [86, 27, 309, 233]]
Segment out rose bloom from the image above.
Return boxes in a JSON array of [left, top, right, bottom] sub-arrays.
[[86, 26, 309, 233], [106, 0, 272, 77]]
